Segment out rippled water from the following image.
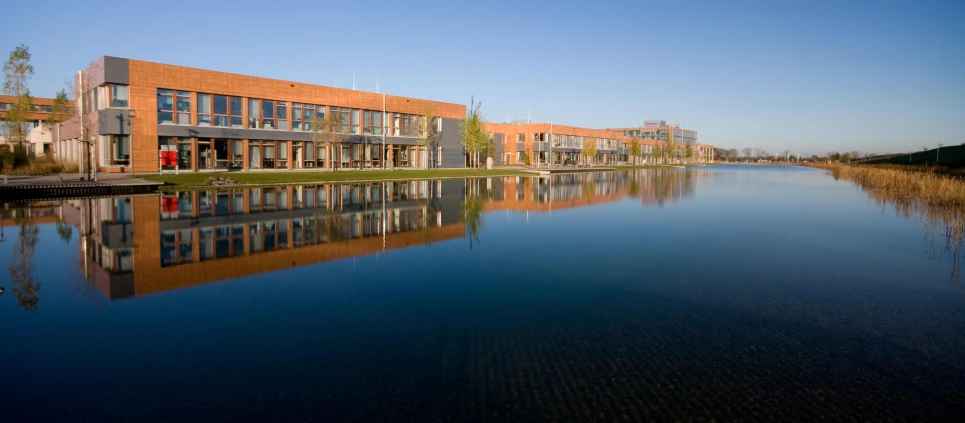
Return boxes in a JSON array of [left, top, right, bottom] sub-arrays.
[[1, 166, 962, 422]]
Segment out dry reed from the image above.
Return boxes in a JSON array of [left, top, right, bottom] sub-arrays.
[[2, 158, 80, 175], [817, 164, 965, 283]]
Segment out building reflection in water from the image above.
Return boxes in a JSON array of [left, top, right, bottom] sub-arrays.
[[14, 169, 708, 302]]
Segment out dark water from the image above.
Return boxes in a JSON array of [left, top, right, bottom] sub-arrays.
[[1, 166, 963, 422]]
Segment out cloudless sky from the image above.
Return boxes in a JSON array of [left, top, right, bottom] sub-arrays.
[[2, 0, 963, 155]]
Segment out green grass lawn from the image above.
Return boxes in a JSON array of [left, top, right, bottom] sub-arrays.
[[141, 168, 533, 187]]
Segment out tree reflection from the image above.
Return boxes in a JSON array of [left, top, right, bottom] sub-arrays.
[[9, 208, 40, 311], [462, 179, 488, 250], [55, 217, 73, 244]]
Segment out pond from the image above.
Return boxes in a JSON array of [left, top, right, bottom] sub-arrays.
[[1, 166, 962, 422]]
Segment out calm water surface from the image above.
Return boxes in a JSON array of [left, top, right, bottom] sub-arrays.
[[1, 166, 963, 422]]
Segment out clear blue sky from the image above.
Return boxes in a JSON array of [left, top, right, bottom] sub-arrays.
[[3, 0, 963, 155]]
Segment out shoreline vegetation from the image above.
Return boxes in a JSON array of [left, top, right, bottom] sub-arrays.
[[811, 163, 965, 283]]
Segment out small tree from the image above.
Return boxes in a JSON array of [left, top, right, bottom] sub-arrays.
[[662, 139, 676, 164], [417, 100, 439, 169], [47, 88, 71, 128], [684, 144, 694, 163], [311, 109, 346, 170], [2, 44, 35, 166], [459, 97, 485, 168], [582, 136, 597, 166], [461, 179, 487, 250], [652, 146, 663, 164], [628, 137, 642, 166]]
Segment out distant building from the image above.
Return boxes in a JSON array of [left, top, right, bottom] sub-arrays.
[[612, 123, 713, 163], [0, 95, 76, 156]]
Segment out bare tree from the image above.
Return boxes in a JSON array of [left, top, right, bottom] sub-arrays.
[[741, 148, 753, 161], [311, 108, 347, 170]]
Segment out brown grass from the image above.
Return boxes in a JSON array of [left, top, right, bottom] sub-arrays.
[[812, 163, 965, 283], [3, 158, 80, 175]]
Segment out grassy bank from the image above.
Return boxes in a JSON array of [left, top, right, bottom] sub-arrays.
[[142, 168, 532, 188]]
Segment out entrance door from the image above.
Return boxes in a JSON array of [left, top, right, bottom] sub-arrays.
[[249, 142, 261, 169], [293, 144, 303, 169], [198, 141, 212, 169], [214, 139, 229, 169]]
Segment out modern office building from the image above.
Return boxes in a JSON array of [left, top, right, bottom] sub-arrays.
[[612, 122, 714, 163], [48, 56, 467, 173], [31, 56, 715, 172], [484, 122, 665, 166]]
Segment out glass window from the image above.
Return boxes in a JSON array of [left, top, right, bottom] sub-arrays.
[[176, 91, 191, 124], [230, 97, 242, 128], [292, 103, 303, 131], [335, 107, 351, 133], [249, 141, 261, 169], [350, 109, 360, 134], [213, 95, 228, 127], [363, 110, 382, 135], [231, 140, 243, 168], [177, 140, 192, 169], [263, 142, 275, 169], [112, 135, 130, 166], [248, 99, 261, 129], [303, 104, 314, 129], [261, 100, 275, 130], [276, 102, 288, 131], [277, 141, 288, 168], [157, 89, 174, 124], [112, 85, 129, 108], [197, 94, 211, 127]]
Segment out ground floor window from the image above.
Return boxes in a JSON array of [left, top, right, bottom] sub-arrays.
[[294, 141, 316, 169], [248, 141, 281, 169], [211, 139, 243, 169], [111, 135, 130, 166]]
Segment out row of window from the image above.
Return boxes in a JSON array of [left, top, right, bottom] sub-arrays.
[[157, 88, 427, 136], [158, 136, 427, 170]]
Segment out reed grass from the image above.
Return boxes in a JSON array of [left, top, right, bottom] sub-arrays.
[[816, 164, 965, 282], [2, 158, 80, 175]]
